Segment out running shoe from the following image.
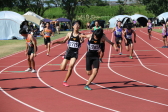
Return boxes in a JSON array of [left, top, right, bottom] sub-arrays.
[[119, 53, 122, 55], [84, 85, 92, 90], [25, 68, 32, 72], [129, 56, 133, 59], [99, 59, 103, 63], [47, 53, 49, 56], [63, 82, 69, 87], [31, 69, 36, 73]]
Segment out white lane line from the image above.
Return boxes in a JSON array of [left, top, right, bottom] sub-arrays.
[[136, 34, 168, 58], [140, 30, 162, 42], [133, 50, 168, 78], [36, 51, 120, 112], [0, 44, 61, 112], [73, 46, 168, 107], [0, 87, 44, 112]]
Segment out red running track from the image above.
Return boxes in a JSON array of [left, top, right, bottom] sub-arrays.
[[0, 28, 168, 112]]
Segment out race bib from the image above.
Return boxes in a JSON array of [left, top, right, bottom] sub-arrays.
[[89, 44, 100, 50], [126, 35, 132, 39], [116, 31, 122, 35], [69, 41, 79, 48]]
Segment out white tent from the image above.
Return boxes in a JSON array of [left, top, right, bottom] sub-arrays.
[[131, 14, 148, 26], [109, 15, 132, 28], [0, 11, 25, 40], [157, 12, 168, 22], [109, 14, 148, 28], [24, 11, 44, 21]]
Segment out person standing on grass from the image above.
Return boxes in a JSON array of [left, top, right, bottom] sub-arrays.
[[80, 28, 118, 90], [111, 21, 123, 55], [56, 20, 60, 34], [161, 20, 168, 48], [42, 22, 53, 56], [20, 21, 37, 73], [92, 20, 105, 63], [147, 19, 152, 40], [123, 24, 136, 59], [133, 20, 137, 31], [52, 21, 84, 87]]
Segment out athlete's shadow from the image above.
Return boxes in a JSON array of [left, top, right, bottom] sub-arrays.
[[41, 70, 67, 73], [103, 61, 134, 63], [76, 81, 137, 86], [0, 77, 38, 81], [2, 86, 51, 91]]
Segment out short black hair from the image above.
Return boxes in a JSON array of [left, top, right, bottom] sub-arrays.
[[72, 20, 81, 26], [94, 28, 103, 39], [126, 23, 132, 30]]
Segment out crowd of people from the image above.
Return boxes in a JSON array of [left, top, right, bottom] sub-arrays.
[[19, 18, 168, 90]]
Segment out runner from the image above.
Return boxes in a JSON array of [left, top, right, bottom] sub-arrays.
[[92, 20, 102, 31], [80, 28, 118, 90], [19, 22, 37, 73], [123, 24, 136, 59], [52, 21, 83, 87], [111, 21, 123, 55], [42, 22, 53, 56], [147, 19, 152, 40], [161, 20, 168, 48]]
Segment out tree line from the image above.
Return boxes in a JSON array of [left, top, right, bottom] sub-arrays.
[[1, 0, 168, 21]]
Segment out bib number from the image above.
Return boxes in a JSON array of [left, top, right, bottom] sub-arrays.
[[69, 41, 79, 48], [89, 44, 100, 50], [126, 35, 132, 39], [116, 31, 122, 36]]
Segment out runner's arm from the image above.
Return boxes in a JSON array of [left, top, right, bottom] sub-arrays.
[[31, 35, 37, 55], [52, 32, 70, 45]]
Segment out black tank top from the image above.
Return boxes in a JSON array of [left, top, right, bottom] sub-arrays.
[[87, 34, 101, 57], [67, 32, 81, 52]]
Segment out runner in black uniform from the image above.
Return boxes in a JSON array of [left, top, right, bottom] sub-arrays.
[[52, 21, 83, 87], [80, 29, 118, 90]]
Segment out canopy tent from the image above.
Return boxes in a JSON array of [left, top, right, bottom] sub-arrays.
[[157, 12, 168, 22], [24, 11, 44, 20], [109, 14, 148, 28], [0, 11, 25, 40], [42, 18, 52, 22], [56, 18, 71, 22], [131, 14, 148, 27], [109, 15, 132, 28], [23, 15, 41, 26]]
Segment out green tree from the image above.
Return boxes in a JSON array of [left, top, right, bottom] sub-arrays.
[[56, 0, 90, 21], [139, 0, 168, 16]]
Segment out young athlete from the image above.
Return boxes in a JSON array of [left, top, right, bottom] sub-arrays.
[[80, 28, 118, 90], [92, 20, 104, 63], [92, 20, 102, 31], [147, 19, 152, 40], [42, 22, 53, 56], [20, 21, 37, 73], [52, 21, 83, 87], [161, 20, 168, 48], [111, 21, 123, 55], [123, 24, 136, 59], [133, 20, 136, 31]]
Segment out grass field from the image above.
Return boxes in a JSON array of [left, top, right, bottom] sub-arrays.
[[153, 28, 162, 33], [0, 31, 70, 58]]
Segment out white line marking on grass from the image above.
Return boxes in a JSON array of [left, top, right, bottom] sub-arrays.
[[36, 51, 120, 112], [0, 87, 44, 112]]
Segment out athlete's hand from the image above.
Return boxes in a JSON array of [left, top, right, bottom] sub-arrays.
[[25, 51, 28, 56], [34, 53, 37, 57]]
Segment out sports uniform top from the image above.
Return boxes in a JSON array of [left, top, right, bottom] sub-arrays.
[[162, 24, 167, 36], [44, 28, 52, 38], [26, 34, 36, 48], [114, 26, 122, 38], [93, 26, 101, 31], [148, 23, 152, 29], [125, 29, 133, 39], [87, 34, 101, 57], [67, 32, 81, 52]]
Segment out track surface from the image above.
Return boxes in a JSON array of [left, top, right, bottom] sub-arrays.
[[0, 28, 168, 112]]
